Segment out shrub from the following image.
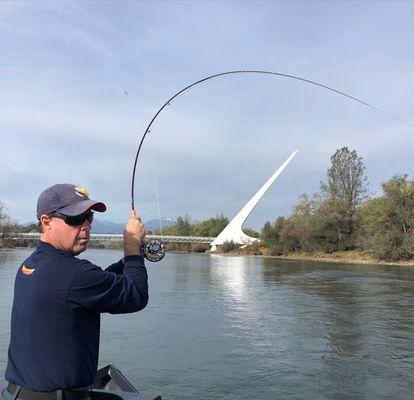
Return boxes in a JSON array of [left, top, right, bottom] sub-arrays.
[[220, 241, 241, 253], [191, 243, 209, 253]]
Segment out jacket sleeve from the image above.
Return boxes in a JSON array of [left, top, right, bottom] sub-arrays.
[[66, 255, 148, 314], [105, 259, 124, 274]]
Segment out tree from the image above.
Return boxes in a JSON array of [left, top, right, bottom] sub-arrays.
[[382, 175, 414, 234], [361, 175, 414, 260], [160, 214, 193, 236], [192, 213, 229, 237], [289, 194, 319, 252], [0, 200, 12, 247], [0, 200, 7, 225], [279, 217, 301, 252], [175, 215, 193, 236], [242, 227, 259, 238], [261, 217, 283, 247], [319, 147, 368, 250], [220, 241, 240, 253]]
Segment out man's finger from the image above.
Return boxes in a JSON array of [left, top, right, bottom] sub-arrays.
[[131, 210, 142, 222]]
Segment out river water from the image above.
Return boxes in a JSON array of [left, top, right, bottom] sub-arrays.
[[0, 248, 413, 399]]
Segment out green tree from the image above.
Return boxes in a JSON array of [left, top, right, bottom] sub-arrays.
[[18, 223, 38, 233], [319, 147, 368, 250], [279, 217, 301, 252], [242, 227, 259, 238], [220, 241, 240, 253], [382, 175, 414, 234], [175, 215, 193, 236], [289, 194, 319, 252], [361, 175, 414, 260], [160, 214, 193, 236], [261, 217, 283, 247], [313, 198, 348, 252], [192, 213, 229, 237]]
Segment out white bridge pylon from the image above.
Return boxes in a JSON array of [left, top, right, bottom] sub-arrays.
[[211, 150, 298, 251]]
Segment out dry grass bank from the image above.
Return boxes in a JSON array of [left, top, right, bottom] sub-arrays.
[[211, 245, 414, 267]]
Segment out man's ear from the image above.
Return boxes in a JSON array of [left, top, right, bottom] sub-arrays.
[[40, 215, 52, 232]]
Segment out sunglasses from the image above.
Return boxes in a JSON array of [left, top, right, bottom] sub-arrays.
[[49, 211, 94, 226]]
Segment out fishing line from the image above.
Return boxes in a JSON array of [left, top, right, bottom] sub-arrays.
[[149, 140, 163, 236], [141, 142, 166, 262], [132, 69, 412, 262]]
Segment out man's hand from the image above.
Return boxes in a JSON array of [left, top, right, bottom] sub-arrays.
[[124, 210, 146, 257]]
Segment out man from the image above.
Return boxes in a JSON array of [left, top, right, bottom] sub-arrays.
[[3, 184, 148, 400]]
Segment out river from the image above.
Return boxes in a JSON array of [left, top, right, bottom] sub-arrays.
[[0, 248, 413, 399]]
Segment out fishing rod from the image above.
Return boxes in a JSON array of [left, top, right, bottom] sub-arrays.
[[133, 70, 412, 262]]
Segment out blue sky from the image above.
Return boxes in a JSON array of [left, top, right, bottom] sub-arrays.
[[1, 0, 413, 229]]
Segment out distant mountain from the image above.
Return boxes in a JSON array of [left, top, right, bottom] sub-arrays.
[[144, 218, 175, 233], [91, 220, 124, 234], [19, 218, 175, 235], [91, 218, 175, 234]]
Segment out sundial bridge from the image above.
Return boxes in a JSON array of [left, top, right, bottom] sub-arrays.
[[10, 151, 297, 249]]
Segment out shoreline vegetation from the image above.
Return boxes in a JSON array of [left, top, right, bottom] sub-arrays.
[[164, 246, 414, 267], [1, 147, 413, 265], [157, 146, 414, 266], [213, 248, 414, 267], [1, 244, 413, 267]]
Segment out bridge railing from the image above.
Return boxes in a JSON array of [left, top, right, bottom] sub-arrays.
[[9, 233, 215, 244]]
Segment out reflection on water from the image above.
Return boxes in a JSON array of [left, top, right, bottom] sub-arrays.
[[261, 258, 414, 399], [210, 255, 252, 302], [0, 249, 413, 400]]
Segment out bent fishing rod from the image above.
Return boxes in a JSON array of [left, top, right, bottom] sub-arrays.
[[132, 70, 412, 262]]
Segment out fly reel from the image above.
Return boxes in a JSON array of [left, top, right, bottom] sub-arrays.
[[142, 240, 165, 262]]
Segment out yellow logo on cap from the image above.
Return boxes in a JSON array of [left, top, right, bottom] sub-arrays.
[[22, 265, 35, 275], [75, 187, 89, 198]]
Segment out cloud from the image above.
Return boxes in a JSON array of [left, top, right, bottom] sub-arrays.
[[1, 1, 413, 229]]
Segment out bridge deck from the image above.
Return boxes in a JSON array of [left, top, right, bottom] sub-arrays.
[[10, 233, 215, 244]]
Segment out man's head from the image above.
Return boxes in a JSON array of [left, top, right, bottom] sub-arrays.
[[37, 184, 106, 255]]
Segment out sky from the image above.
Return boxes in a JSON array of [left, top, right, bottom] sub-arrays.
[[1, 0, 413, 230]]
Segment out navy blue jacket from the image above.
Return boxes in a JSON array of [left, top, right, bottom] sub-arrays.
[[5, 241, 148, 391]]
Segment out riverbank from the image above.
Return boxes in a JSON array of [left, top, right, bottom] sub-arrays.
[[209, 247, 414, 267], [2, 243, 413, 267]]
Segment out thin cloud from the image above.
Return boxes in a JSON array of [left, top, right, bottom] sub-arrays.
[[1, 1, 413, 229]]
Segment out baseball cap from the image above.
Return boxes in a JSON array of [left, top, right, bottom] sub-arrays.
[[36, 184, 106, 219]]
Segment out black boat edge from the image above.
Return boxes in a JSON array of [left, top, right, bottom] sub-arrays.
[[1, 364, 161, 400], [90, 364, 161, 400]]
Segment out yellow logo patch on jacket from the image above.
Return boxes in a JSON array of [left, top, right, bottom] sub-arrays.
[[22, 265, 35, 275]]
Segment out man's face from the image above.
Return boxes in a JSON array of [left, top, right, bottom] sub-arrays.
[[41, 214, 91, 255]]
